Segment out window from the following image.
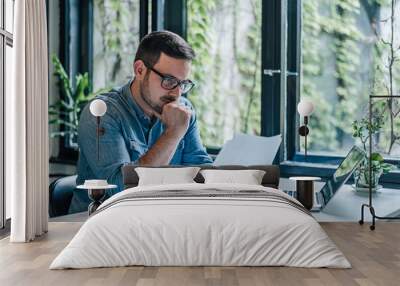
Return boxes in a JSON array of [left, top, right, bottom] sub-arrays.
[[278, 0, 400, 184], [187, 0, 262, 148], [58, 0, 263, 154], [1, 0, 14, 229], [92, 0, 141, 91], [300, 0, 400, 159], [55, 0, 142, 159]]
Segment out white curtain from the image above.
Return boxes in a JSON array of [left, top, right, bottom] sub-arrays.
[[6, 0, 49, 242]]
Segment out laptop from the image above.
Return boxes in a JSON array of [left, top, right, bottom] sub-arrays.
[[315, 145, 366, 210]]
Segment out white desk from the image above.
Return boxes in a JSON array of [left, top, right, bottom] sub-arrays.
[[313, 185, 400, 222]]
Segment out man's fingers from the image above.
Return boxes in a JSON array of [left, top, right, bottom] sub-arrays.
[[176, 103, 192, 113], [165, 102, 179, 108], [162, 102, 191, 118], [183, 107, 192, 116]]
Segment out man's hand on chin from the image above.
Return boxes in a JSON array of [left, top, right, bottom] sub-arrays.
[[138, 102, 191, 166], [154, 102, 191, 140]]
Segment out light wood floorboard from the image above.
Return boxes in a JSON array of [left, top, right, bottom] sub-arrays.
[[0, 222, 399, 286]]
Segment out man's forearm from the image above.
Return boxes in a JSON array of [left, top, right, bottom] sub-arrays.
[[138, 130, 182, 166]]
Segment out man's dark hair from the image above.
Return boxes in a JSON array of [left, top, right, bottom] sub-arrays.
[[134, 31, 195, 67]]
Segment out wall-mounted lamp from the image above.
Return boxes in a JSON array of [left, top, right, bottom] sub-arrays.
[[89, 99, 107, 161], [77, 99, 116, 215], [297, 100, 315, 161]]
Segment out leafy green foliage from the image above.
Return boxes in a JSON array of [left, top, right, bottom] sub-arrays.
[[237, 0, 261, 135], [303, 0, 400, 158], [187, 0, 218, 145], [187, 0, 261, 147], [352, 112, 384, 151], [49, 55, 107, 145], [93, 0, 139, 88], [302, 0, 366, 152], [352, 111, 396, 176]]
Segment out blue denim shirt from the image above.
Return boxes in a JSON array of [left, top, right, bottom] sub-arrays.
[[76, 80, 213, 195]]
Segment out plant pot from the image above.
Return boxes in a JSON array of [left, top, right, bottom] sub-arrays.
[[353, 165, 382, 192]]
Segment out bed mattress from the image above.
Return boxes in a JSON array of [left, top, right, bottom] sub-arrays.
[[50, 183, 350, 269]]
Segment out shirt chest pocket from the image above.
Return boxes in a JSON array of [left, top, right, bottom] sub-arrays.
[[129, 140, 148, 160]]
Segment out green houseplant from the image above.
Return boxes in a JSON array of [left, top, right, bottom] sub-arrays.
[[351, 115, 396, 191], [350, 0, 400, 191], [49, 55, 107, 147]]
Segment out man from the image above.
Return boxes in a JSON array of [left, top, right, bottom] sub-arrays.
[[71, 31, 212, 213]]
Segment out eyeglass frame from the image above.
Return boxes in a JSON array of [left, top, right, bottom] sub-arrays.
[[142, 61, 195, 93]]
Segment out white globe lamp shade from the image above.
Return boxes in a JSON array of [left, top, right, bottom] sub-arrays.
[[90, 99, 107, 117], [297, 100, 314, 116]]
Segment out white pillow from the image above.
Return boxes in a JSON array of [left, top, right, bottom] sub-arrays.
[[135, 167, 201, 186], [200, 169, 266, 185]]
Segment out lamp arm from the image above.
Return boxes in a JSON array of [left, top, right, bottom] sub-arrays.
[[96, 117, 100, 161]]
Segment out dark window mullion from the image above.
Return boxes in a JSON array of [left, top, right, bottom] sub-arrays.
[[56, 0, 92, 161], [163, 0, 186, 39], [286, 0, 301, 161], [140, 0, 149, 39], [83, 0, 93, 89], [261, 0, 282, 162]]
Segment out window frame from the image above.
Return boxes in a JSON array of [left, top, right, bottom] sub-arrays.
[[55, 0, 162, 164], [174, 0, 288, 160], [163, 0, 186, 39], [54, 0, 93, 164], [57, 0, 191, 148], [282, 0, 400, 187], [261, 0, 290, 165], [182, 0, 276, 155], [139, 0, 149, 38], [178, 0, 284, 160], [55, 0, 400, 187]]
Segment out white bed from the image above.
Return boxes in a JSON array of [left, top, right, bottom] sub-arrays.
[[50, 183, 351, 269]]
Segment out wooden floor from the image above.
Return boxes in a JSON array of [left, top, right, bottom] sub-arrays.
[[0, 222, 399, 286]]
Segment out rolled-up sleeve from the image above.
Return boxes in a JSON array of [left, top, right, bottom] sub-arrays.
[[181, 102, 213, 165]]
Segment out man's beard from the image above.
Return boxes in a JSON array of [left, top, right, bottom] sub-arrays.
[[139, 76, 178, 115], [140, 76, 163, 114]]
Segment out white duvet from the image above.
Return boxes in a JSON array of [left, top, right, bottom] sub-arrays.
[[50, 183, 351, 269]]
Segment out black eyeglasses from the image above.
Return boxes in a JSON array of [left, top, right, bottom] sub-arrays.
[[143, 62, 195, 93]]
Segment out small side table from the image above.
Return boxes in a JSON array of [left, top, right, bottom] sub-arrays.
[[289, 176, 321, 210], [76, 183, 117, 215]]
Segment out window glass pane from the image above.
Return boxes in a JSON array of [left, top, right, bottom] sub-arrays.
[[148, 0, 152, 32], [93, 0, 140, 91], [5, 0, 14, 33], [301, 0, 400, 158], [5, 44, 12, 219], [371, 97, 400, 159], [187, 0, 262, 147]]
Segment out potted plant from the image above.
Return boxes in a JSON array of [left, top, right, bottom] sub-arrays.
[[351, 114, 396, 191], [49, 55, 107, 147]]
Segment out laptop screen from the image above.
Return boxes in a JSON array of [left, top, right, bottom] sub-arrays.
[[316, 146, 365, 208]]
